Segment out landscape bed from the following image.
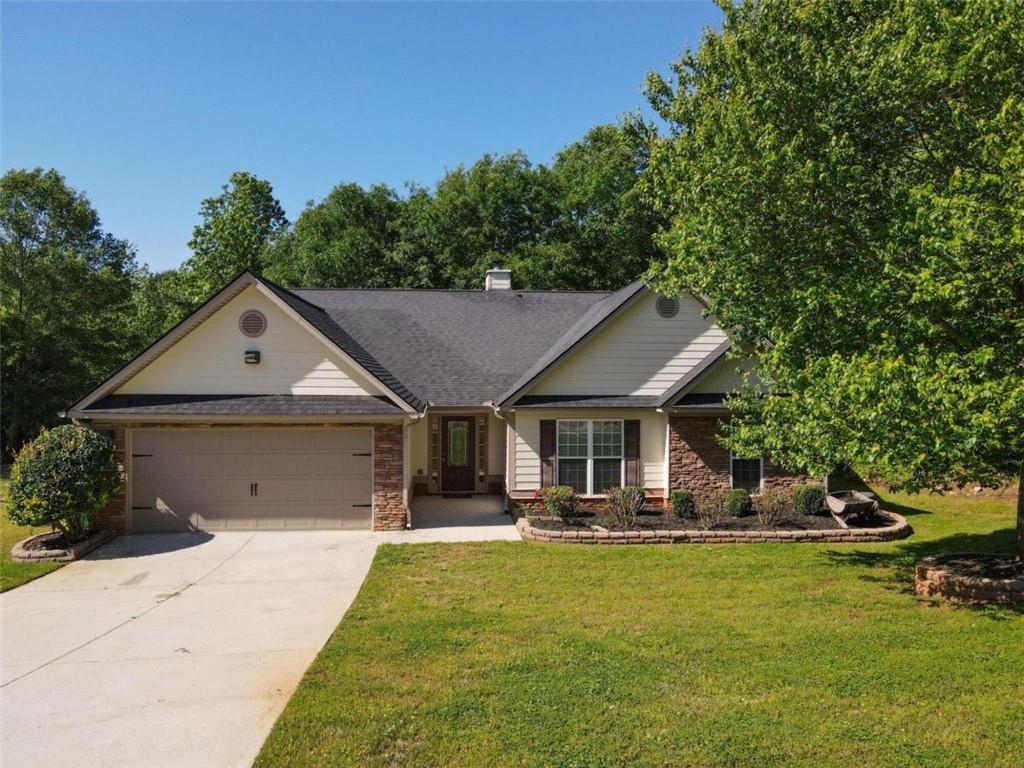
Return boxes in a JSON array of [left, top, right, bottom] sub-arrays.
[[517, 508, 910, 544], [256, 489, 1023, 768]]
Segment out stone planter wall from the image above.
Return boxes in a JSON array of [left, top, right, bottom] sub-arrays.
[[515, 510, 911, 545], [915, 554, 1024, 606], [11, 530, 116, 563]]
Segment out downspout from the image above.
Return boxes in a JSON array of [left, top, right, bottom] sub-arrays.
[[488, 401, 513, 514], [403, 403, 431, 530]]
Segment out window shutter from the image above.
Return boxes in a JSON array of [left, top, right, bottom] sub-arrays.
[[540, 420, 556, 487], [624, 420, 641, 486]]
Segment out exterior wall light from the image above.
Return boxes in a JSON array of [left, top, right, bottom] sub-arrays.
[[244, 350, 261, 364]]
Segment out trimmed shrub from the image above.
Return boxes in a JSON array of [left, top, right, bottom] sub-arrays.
[[753, 486, 795, 526], [671, 489, 696, 518], [604, 486, 645, 528], [695, 490, 726, 530], [536, 485, 582, 522], [793, 484, 826, 516], [7, 425, 123, 541], [724, 488, 753, 517]]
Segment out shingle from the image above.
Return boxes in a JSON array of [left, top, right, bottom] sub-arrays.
[[290, 287, 611, 406], [85, 394, 403, 416]]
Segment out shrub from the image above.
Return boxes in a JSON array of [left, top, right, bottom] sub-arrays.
[[604, 486, 646, 528], [695, 490, 726, 530], [671, 489, 696, 518], [725, 488, 752, 517], [752, 486, 794, 527], [7, 425, 123, 541], [536, 485, 582, 522], [793, 484, 826, 516]]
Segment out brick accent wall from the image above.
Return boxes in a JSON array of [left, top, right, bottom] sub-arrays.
[[668, 415, 811, 495], [668, 415, 731, 496], [373, 423, 406, 531], [95, 426, 127, 534]]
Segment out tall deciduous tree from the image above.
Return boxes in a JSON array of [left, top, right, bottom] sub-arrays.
[[1, 168, 139, 455], [645, 0, 1024, 554], [184, 171, 288, 299]]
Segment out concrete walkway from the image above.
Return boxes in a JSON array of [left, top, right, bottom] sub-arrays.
[[0, 513, 519, 768]]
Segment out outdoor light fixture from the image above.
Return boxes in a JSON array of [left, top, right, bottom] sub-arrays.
[[244, 350, 261, 364]]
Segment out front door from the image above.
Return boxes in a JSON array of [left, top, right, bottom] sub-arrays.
[[441, 416, 475, 493]]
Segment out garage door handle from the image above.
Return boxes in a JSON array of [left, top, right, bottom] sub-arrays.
[[249, 482, 255, 497], [254, 482, 258, 497]]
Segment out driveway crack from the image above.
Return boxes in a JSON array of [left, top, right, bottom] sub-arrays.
[[1, 534, 255, 689]]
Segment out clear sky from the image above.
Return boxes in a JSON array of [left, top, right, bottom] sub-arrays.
[[2, 1, 722, 271]]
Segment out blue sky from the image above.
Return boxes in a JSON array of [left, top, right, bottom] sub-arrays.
[[2, 2, 721, 271]]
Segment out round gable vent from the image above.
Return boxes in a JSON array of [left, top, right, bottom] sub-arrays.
[[239, 310, 267, 337], [655, 296, 680, 318]]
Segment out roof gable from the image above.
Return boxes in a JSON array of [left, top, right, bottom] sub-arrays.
[[67, 272, 418, 417]]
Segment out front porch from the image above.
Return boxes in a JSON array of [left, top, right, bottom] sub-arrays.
[[409, 494, 510, 530]]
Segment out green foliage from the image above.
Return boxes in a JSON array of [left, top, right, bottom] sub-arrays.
[[7, 425, 123, 541], [753, 486, 794, 527], [535, 486, 581, 522], [793, 484, 826, 516], [645, 0, 1024, 518], [603, 485, 646, 528], [724, 488, 752, 518], [670, 488, 696, 518], [1, 168, 141, 456], [183, 171, 288, 300]]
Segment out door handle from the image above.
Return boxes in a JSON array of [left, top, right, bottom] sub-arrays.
[[250, 482, 255, 497], [254, 482, 258, 497]]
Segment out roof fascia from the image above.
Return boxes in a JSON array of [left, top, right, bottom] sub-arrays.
[[656, 338, 733, 407]]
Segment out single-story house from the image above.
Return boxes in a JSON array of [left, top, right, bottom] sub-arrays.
[[65, 269, 809, 533]]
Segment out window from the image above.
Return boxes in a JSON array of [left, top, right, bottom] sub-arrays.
[[730, 454, 762, 491], [557, 420, 624, 495]]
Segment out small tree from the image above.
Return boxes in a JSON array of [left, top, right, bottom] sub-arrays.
[[7, 425, 122, 541]]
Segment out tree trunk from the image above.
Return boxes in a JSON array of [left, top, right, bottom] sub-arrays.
[[1017, 460, 1023, 561]]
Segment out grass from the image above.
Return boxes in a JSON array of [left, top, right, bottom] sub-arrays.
[[0, 474, 63, 592], [257, 490, 1023, 768]]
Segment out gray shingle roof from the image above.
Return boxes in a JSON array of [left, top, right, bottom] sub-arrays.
[[291, 286, 611, 406], [85, 394, 403, 416]]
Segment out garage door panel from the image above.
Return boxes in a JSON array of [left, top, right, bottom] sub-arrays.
[[130, 428, 376, 532]]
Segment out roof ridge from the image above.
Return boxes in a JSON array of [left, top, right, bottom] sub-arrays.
[[292, 287, 613, 294]]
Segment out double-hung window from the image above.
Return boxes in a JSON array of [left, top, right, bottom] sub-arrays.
[[730, 454, 763, 491], [557, 419, 623, 495]]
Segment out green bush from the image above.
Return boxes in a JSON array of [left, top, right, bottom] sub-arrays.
[[604, 486, 646, 528], [793, 484, 826, 516], [7, 425, 123, 541], [536, 486, 582, 522], [671, 489, 696, 518], [724, 488, 752, 517]]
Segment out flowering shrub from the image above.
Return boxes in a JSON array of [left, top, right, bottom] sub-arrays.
[[536, 486, 582, 522]]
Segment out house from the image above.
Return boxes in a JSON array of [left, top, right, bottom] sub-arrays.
[[65, 269, 809, 533]]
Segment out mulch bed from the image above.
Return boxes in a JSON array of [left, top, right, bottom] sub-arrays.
[[19, 530, 79, 551], [922, 553, 1024, 581], [529, 509, 890, 533], [10, 529, 115, 563]]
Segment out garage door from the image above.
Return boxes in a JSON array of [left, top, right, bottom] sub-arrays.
[[130, 428, 374, 532]]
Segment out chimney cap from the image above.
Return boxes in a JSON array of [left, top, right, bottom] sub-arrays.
[[485, 268, 512, 291]]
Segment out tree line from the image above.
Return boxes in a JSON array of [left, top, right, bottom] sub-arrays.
[[1, 120, 664, 454]]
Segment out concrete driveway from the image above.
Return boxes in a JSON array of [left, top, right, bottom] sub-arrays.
[[0, 516, 519, 767]]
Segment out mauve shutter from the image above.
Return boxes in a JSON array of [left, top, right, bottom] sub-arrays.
[[624, 420, 641, 486], [540, 420, 556, 487]]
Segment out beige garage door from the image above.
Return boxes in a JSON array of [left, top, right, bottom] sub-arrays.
[[130, 428, 374, 532]]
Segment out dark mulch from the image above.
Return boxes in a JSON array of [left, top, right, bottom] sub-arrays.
[[529, 509, 893, 533], [928, 553, 1024, 581], [19, 530, 81, 551]]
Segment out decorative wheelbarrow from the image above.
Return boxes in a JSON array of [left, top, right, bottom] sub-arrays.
[[826, 490, 879, 528]]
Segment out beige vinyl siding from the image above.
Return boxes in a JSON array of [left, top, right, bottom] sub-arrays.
[[408, 416, 429, 479], [117, 286, 384, 397], [511, 410, 666, 492], [692, 356, 758, 393], [530, 293, 728, 397]]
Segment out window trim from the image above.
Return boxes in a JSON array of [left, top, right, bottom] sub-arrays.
[[555, 419, 625, 496], [729, 452, 764, 491]]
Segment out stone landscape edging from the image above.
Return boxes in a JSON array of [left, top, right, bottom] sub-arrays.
[[914, 554, 1024, 606], [515, 510, 911, 544], [11, 529, 116, 563]]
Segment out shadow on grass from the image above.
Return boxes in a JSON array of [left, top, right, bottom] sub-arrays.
[[822, 527, 1021, 617]]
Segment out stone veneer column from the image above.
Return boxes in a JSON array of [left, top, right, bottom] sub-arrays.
[[373, 423, 406, 530], [95, 426, 128, 534]]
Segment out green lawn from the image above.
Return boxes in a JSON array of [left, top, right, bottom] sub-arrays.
[[257, 490, 1022, 768], [0, 474, 63, 592]]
